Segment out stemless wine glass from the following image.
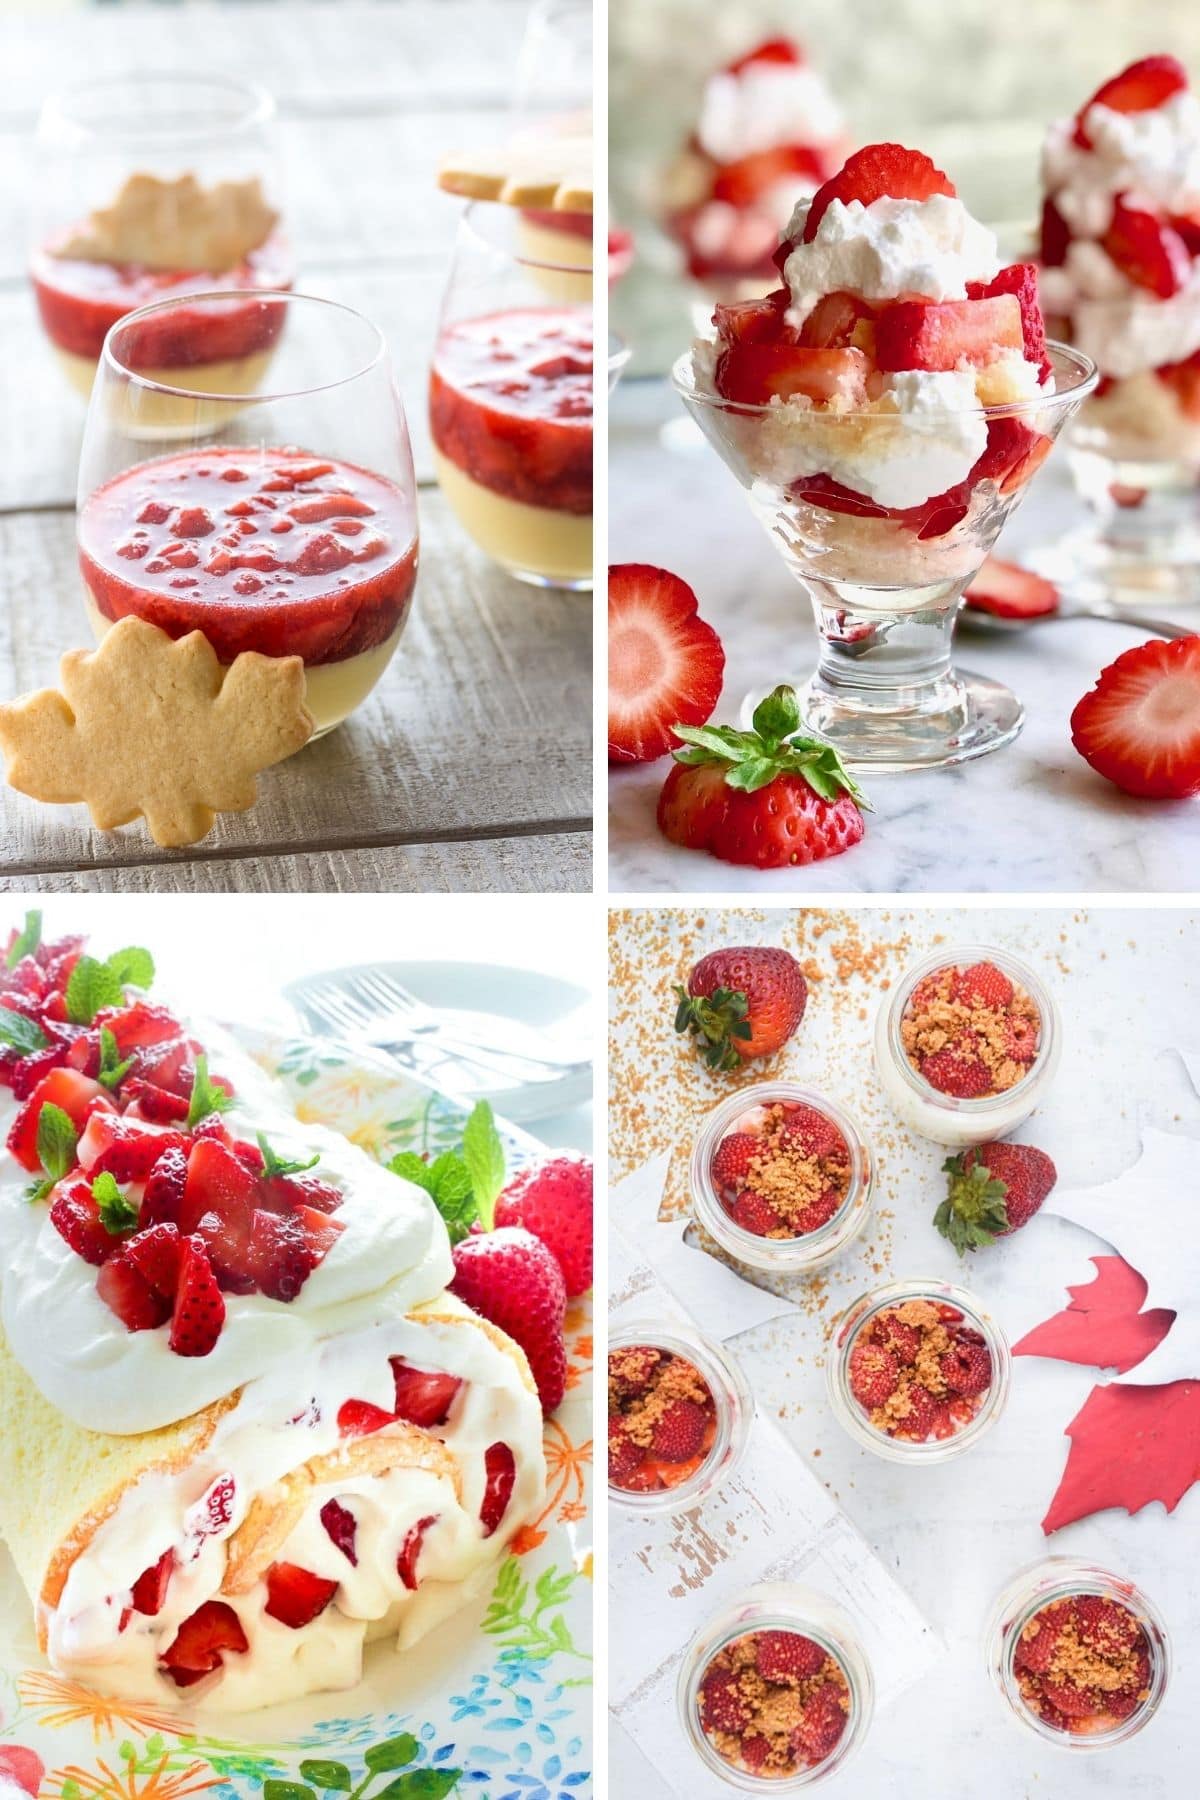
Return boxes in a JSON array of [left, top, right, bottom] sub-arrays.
[[77, 291, 418, 739], [673, 342, 1097, 769], [511, 0, 594, 274], [31, 72, 292, 401], [431, 202, 593, 590]]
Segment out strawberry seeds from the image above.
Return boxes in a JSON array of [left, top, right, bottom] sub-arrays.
[[696, 1628, 851, 1779], [846, 1299, 993, 1446], [901, 960, 1041, 1100], [1014, 1592, 1153, 1736], [711, 1098, 851, 1239], [607, 1344, 717, 1494]]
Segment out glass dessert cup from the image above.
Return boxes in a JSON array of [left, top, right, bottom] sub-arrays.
[[430, 201, 593, 591], [673, 343, 1097, 770], [77, 291, 419, 739], [690, 1082, 873, 1275], [827, 1278, 1011, 1463], [874, 943, 1061, 1148], [608, 1319, 753, 1514], [31, 72, 291, 402], [986, 1558, 1170, 1749], [677, 1583, 873, 1789]]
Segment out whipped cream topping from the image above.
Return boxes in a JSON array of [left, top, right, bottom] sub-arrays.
[[697, 60, 843, 164], [0, 1022, 453, 1436], [47, 1304, 546, 1711], [781, 194, 1000, 323]]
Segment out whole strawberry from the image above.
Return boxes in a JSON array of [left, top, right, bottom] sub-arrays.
[[495, 1155, 592, 1296], [675, 944, 808, 1071], [935, 1142, 1058, 1254], [450, 1226, 567, 1414]]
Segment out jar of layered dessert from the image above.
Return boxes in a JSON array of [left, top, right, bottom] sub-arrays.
[[677, 1582, 873, 1788], [827, 1279, 1011, 1462], [690, 1082, 873, 1273], [986, 1558, 1170, 1748], [873, 946, 1061, 1146], [608, 1320, 752, 1513]]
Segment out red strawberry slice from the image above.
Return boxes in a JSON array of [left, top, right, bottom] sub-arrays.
[[803, 144, 955, 243], [10, 1043, 69, 1099], [134, 1037, 193, 1098], [1169, 210, 1200, 255], [791, 472, 890, 520], [263, 1561, 339, 1628], [122, 1079, 190, 1124], [49, 1175, 121, 1267], [320, 1498, 358, 1564], [1070, 635, 1200, 798], [102, 1002, 185, 1055], [179, 1137, 258, 1236], [337, 1399, 397, 1437], [714, 342, 869, 406], [243, 1207, 310, 1301], [1101, 200, 1190, 298], [7, 1067, 114, 1173], [964, 558, 1060, 620], [131, 1549, 175, 1616], [396, 1514, 437, 1590], [96, 1253, 172, 1330], [607, 564, 725, 765], [262, 1171, 344, 1214], [161, 1600, 248, 1685], [78, 1113, 186, 1182], [967, 263, 1048, 372], [480, 1442, 516, 1537], [390, 1359, 463, 1427], [874, 296, 1022, 372], [169, 1236, 226, 1357], [650, 1398, 708, 1462], [799, 291, 876, 350], [1039, 197, 1070, 269], [1073, 56, 1188, 149], [712, 145, 824, 209], [140, 1143, 190, 1227], [727, 36, 802, 74], [712, 288, 792, 348], [123, 1222, 184, 1299], [712, 1132, 759, 1187], [728, 1189, 778, 1235], [0, 1750, 44, 1800], [195, 1206, 257, 1296]]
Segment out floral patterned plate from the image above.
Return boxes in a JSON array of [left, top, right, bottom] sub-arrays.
[[0, 1028, 593, 1800]]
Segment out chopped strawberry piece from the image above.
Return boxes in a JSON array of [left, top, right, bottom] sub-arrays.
[[480, 1442, 516, 1537], [169, 1236, 226, 1357], [1070, 635, 1200, 798], [65, 1030, 102, 1077], [965, 558, 1060, 620], [97, 1253, 172, 1332], [123, 1222, 184, 1299], [390, 1359, 463, 1427], [1169, 211, 1200, 256], [727, 36, 802, 75], [7, 1067, 114, 1173], [78, 1112, 186, 1182], [131, 1549, 175, 1616], [140, 1143, 190, 1227], [1101, 200, 1190, 298], [712, 288, 791, 349], [1073, 56, 1188, 149], [122, 1079, 190, 1124], [161, 1600, 248, 1684], [244, 1207, 310, 1301], [179, 1137, 259, 1235], [264, 1561, 339, 1629], [2, 956, 45, 1002], [715, 342, 869, 406], [397, 1514, 437, 1590], [791, 473, 889, 520], [803, 144, 955, 243], [337, 1398, 397, 1437], [607, 564, 725, 765], [10, 1043, 70, 1099], [967, 263, 1048, 371], [1039, 198, 1070, 268], [101, 1002, 185, 1055], [191, 1111, 233, 1145], [262, 1171, 344, 1214], [874, 295, 1022, 372], [134, 1037, 193, 1098], [712, 144, 824, 209], [193, 1206, 257, 1295], [799, 291, 876, 350], [320, 1498, 358, 1564], [49, 1175, 120, 1267]]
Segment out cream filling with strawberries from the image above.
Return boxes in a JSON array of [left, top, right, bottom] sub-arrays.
[[433, 451, 592, 583]]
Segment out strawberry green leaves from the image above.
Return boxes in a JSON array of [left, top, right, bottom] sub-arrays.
[[0, 1007, 50, 1056], [388, 1100, 506, 1243], [26, 1102, 77, 1202], [6, 909, 41, 968], [673, 983, 752, 1072], [66, 944, 155, 1024], [186, 1053, 235, 1128], [671, 684, 872, 808], [935, 1152, 1011, 1255], [92, 1170, 139, 1235]]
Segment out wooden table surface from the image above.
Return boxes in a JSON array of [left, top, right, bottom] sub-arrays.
[[0, 0, 592, 893]]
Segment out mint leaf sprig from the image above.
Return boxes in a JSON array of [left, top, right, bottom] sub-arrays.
[[97, 1026, 135, 1091], [0, 1007, 50, 1057], [65, 945, 156, 1025], [670, 684, 873, 810], [387, 1100, 507, 1244], [257, 1132, 321, 1180], [186, 1054, 236, 1129], [6, 910, 42, 970], [26, 1102, 78, 1202], [92, 1170, 139, 1236]]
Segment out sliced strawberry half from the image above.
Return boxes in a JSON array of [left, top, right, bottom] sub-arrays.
[[122, 1079, 190, 1125], [140, 1143, 189, 1227], [712, 144, 824, 209], [123, 1221, 185, 1299], [131, 1549, 175, 1616], [101, 1002, 185, 1055], [967, 263, 1048, 373], [607, 564, 725, 764], [1070, 635, 1200, 798], [49, 1175, 121, 1267], [7, 1067, 114, 1173], [964, 558, 1060, 620], [264, 1561, 339, 1629], [78, 1112, 186, 1182], [97, 1251, 173, 1332], [390, 1359, 463, 1427], [397, 1514, 437, 1591], [712, 287, 791, 349], [480, 1442, 516, 1537], [169, 1235, 226, 1357], [1073, 56, 1189, 149], [162, 1600, 248, 1685], [802, 144, 955, 243], [714, 342, 869, 405], [337, 1399, 397, 1437], [179, 1137, 259, 1236], [1102, 200, 1190, 298], [874, 295, 1022, 372]]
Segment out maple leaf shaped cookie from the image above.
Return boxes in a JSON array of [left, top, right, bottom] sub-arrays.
[[0, 618, 313, 848]]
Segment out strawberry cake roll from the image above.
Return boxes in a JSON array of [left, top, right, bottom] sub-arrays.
[[0, 925, 545, 1710]]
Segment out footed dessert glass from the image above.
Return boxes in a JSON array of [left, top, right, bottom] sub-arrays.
[[673, 343, 1097, 769], [78, 291, 418, 738]]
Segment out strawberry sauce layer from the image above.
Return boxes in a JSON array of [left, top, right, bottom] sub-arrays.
[[30, 230, 293, 362], [79, 446, 418, 665], [429, 308, 593, 515]]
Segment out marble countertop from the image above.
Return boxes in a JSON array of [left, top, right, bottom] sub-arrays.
[[609, 905, 1200, 1797], [608, 378, 1200, 894]]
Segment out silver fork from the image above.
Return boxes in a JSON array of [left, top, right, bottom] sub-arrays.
[[285, 967, 591, 1088]]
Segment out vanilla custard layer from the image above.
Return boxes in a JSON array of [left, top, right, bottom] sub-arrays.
[[433, 451, 592, 586], [54, 346, 278, 429]]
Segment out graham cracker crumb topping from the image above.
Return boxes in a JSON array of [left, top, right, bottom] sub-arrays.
[[699, 1628, 850, 1776], [901, 963, 1040, 1096]]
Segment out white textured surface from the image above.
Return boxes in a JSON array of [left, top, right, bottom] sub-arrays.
[[608, 376, 1200, 893], [609, 905, 1200, 1795]]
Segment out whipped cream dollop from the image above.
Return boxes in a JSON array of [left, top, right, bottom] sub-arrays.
[[696, 60, 843, 165], [781, 194, 1000, 323], [1043, 91, 1200, 237], [0, 1022, 453, 1436]]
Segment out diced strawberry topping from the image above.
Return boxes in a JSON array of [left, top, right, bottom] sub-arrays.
[[712, 288, 792, 349], [397, 1515, 437, 1590], [244, 1207, 313, 1301], [161, 1600, 248, 1685], [7, 1067, 115, 1173], [131, 1549, 175, 1616], [78, 1112, 187, 1182], [122, 1079, 190, 1124], [712, 144, 824, 209], [123, 1222, 184, 1299], [101, 1002, 185, 1054], [140, 1143, 190, 1227], [179, 1137, 259, 1236], [715, 343, 869, 406], [10, 1043, 69, 1099], [168, 1236, 226, 1357], [480, 1442, 516, 1537], [263, 1561, 339, 1629], [338, 1399, 397, 1437], [1101, 200, 1190, 298], [967, 263, 1048, 372], [802, 144, 955, 243], [97, 1250, 172, 1331], [134, 1037, 193, 1098], [874, 295, 1022, 372], [49, 1175, 121, 1267], [1073, 56, 1188, 149], [390, 1359, 463, 1427], [320, 1498, 358, 1564]]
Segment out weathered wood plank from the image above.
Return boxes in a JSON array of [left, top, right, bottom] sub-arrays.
[[0, 830, 591, 894], [0, 496, 593, 873]]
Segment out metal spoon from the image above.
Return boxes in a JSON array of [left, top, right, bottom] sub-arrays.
[[959, 603, 1191, 640]]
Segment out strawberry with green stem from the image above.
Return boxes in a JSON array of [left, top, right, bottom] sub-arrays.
[[936, 1142, 1058, 1253], [675, 942, 808, 1071]]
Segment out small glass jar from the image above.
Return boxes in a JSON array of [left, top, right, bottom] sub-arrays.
[[607, 1318, 752, 1514], [986, 1557, 1170, 1750], [827, 1279, 1011, 1463], [873, 944, 1062, 1148], [677, 1582, 874, 1790], [689, 1082, 874, 1274]]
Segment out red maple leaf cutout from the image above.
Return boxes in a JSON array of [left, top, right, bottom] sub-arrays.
[[1013, 1255, 1175, 1375], [1043, 1380, 1200, 1532]]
